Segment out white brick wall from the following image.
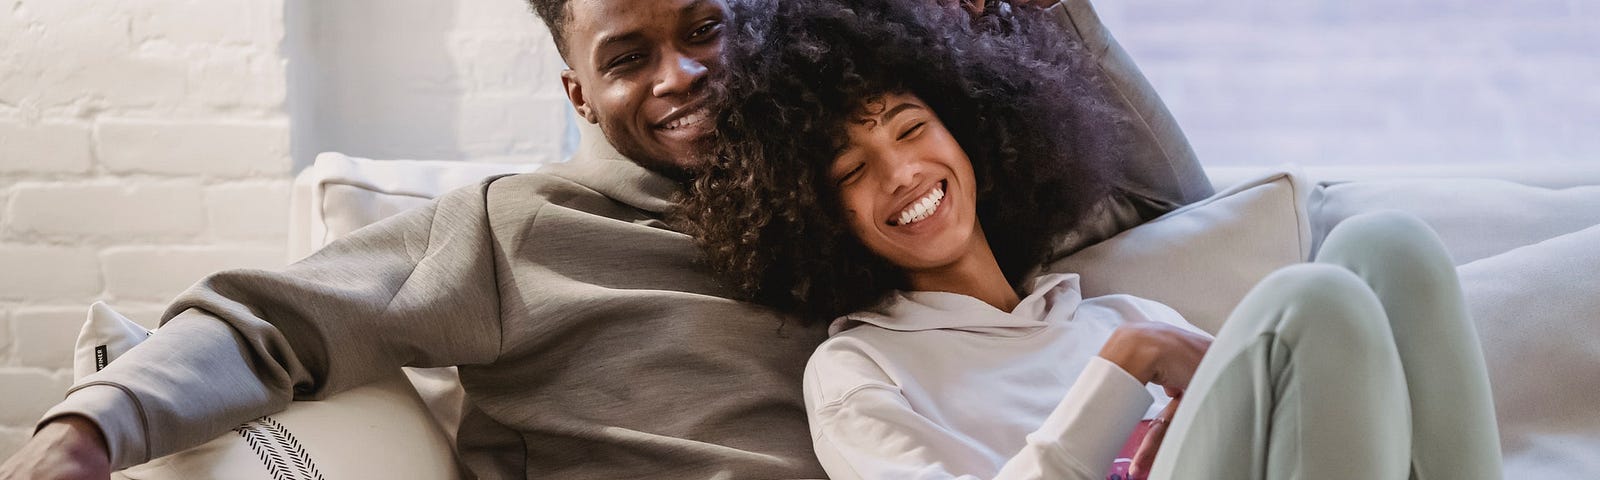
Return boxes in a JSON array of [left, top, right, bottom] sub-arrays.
[[0, 0, 291, 458], [288, 0, 571, 169]]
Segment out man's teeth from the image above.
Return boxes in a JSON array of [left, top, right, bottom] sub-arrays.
[[895, 185, 945, 226], [663, 108, 709, 130]]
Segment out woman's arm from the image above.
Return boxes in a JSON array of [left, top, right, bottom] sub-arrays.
[[810, 360, 1154, 480]]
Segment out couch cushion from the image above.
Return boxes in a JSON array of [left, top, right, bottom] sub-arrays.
[[1311, 178, 1600, 265], [1458, 223, 1600, 478], [75, 303, 461, 480], [1039, 0, 1215, 257], [1037, 169, 1311, 334]]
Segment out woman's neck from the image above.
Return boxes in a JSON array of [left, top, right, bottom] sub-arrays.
[[905, 230, 1021, 313]]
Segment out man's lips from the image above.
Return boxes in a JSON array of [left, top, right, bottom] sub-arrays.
[[654, 100, 711, 131]]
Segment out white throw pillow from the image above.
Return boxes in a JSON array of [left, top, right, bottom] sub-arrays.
[[1037, 169, 1312, 334], [291, 152, 539, 262], [75, 303, 461, 480], [1457, 223, 1600, 478]]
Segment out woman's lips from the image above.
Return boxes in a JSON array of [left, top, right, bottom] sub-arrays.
[[887, 180, 947, 227]]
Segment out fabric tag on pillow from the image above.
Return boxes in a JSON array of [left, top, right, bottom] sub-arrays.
[[74, 302, 155, 382]]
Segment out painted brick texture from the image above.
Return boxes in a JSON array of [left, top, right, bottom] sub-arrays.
[[0, 0, 292, 456]]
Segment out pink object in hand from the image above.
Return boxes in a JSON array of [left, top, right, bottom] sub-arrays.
[[1107, 419, 1156, 480]]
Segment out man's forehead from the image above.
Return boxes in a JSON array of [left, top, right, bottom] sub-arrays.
[[566, 0, 719, 45]]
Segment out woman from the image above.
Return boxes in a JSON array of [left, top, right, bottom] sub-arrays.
[[678, 0, 1503, 478]]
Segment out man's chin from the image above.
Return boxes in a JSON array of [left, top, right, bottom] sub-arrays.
[[616, 142, 707, 183]]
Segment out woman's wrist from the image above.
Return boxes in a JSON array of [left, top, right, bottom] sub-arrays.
[[1099, 327, 1158, 384]]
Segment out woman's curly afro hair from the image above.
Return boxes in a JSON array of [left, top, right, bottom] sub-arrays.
[[676, 0, 1134, 324]]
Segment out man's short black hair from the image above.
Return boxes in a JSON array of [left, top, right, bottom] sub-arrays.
[[527, 0, 573, 59]]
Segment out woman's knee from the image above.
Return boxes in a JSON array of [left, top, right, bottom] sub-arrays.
[[1315, 210, 1453, 271], [1229, 263, 1395, 353]]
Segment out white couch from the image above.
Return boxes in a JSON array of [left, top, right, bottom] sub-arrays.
[[272, 153, 1600, 478], [52, 151, 1593, 478]]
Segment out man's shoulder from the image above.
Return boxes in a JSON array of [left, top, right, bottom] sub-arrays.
[[477, 169, 646, 226]]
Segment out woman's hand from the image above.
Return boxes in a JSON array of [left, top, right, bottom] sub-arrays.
[[1128, 392, 1182, 479], [1098, 321, 1211, 392]]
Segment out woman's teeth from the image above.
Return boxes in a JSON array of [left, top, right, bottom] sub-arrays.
[[662, 108, 709, 130], [894, 183, 945, 226]]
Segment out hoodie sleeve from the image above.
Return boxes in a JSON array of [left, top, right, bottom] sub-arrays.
[[809, 357, 1151, 480], [36, 178, 509, 470]]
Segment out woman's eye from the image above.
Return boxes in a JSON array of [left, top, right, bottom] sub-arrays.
[[838, 164, 864, 185], [897, 122, 926, 141]]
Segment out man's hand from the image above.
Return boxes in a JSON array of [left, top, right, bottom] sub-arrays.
[[956, 0, 1058, 17], [0, 415, 112, 480], [1127, 392, 1181, 479]]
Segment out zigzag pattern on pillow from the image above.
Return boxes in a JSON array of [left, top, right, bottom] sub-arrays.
[[233, 416, 325, 480]]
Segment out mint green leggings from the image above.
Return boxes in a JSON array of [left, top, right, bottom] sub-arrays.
[[1146, 211, 1502, 479]]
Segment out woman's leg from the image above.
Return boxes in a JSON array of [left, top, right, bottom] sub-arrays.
[[1146, 263, 1412, 480], [1314, 211, 1502, 479]]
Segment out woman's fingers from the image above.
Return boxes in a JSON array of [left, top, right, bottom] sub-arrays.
[[1129, 398, 1181, 479]]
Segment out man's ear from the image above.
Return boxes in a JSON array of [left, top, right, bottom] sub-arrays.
[[561, 69, 599, 124]]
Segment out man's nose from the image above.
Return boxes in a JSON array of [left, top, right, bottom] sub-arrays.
[[653, 53, 708, 97]]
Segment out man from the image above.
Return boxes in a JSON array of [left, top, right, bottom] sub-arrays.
[[1, 0, 1211, 478]]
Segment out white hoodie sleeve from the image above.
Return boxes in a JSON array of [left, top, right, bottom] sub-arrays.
[[811, 356, 1152, 480]]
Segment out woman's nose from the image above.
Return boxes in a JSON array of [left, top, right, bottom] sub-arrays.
[[880, 153, 923, 196]]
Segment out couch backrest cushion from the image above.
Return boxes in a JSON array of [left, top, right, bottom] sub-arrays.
[[1038, 0, 1216, 258], [1037, 169, 1311, 334], [1311, 178, 1600, 265], [1458, 223, 1600, 478]]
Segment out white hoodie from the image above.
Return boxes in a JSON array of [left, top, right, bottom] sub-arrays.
[[804, 273, 1209, 480]]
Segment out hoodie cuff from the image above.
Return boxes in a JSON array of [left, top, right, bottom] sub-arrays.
[[1030, 356, 1154, 472], [37, 382, 150, 470]]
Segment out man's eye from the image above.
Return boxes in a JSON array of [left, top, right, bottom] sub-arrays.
[[608, 53, 645, 70], [690, 21, 723, 41], [897, 122, 926, 141]]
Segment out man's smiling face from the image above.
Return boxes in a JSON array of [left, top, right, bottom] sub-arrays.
[[559, 0, 727, 179]]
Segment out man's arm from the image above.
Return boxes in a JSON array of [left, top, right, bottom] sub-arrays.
[[0, 416, 109, 480], [10, 178, 509, 472]]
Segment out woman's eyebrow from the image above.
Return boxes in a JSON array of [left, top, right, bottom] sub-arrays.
[[877, 102, 925, 127], [856, 102, 924, 133]]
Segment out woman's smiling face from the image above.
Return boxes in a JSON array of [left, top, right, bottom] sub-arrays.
[[828, 92, 983, 273]]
